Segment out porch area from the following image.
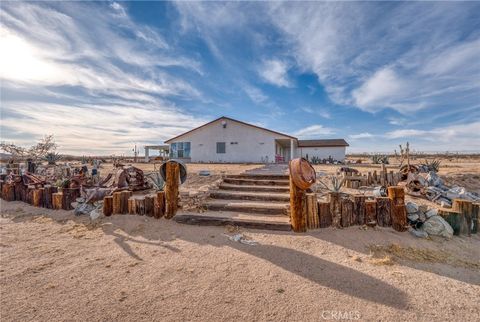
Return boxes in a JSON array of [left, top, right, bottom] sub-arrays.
[[275, 138, 296, 163]]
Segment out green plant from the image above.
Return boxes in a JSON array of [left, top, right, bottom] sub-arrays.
[[371, 154, 389, 164], [423, 159, 441, 172], [146, 172, 165, 191], [45, 152, 62, 165], [311, 156, 321, 164], [316, 175, 345, 192]]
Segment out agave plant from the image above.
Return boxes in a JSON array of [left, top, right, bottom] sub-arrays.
[[316, 175, 345, 192], [146, 172, 165, 191], [45, 152, 62, 165], [423, 159, 441, 172], [371, 154, 389, 164]]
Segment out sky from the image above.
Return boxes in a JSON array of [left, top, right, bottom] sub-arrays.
[[1, 1, 479, 155]]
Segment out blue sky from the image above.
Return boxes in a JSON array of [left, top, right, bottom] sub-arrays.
[[1, 1, 479, 155]]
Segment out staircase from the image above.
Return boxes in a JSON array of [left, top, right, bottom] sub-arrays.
[[175, 171, 291, 231]]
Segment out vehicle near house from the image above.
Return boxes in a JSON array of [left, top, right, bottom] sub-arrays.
[[163, 116, 348, 163]]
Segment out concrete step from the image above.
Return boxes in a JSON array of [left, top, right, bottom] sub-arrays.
[[203, 200, 288, 215], [210, 190, 290, 202], [223, 177, 289, 186], [226, 174, 289, 180], [218, 183, 290, 193], [174, 211, 291, 231]]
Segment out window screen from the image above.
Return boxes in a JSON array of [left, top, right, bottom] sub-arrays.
[[216, 142, 226, 154]]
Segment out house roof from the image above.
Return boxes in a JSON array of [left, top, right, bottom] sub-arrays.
[[298, 139, 349, 147], [164, 116, 296, 143]]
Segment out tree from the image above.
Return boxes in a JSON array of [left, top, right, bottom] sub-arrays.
[[1, 135, 58, 161]]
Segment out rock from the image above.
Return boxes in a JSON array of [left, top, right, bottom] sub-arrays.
[[409, 227, 428, 238], [425, 208, 438, 218], [406, 202, 419, 214], [407, 213, 420, 221], [422, 215, 453, 239]]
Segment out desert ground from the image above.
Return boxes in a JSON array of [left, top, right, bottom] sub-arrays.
[[1, 156, 479, 321]]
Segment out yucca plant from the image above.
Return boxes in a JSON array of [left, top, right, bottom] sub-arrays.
[[423, 159, 441, 172], [146, 172, 165, 191], [316, 175, 345, 192], [45, 152, 62, 165], [371, 154, 389, 164]]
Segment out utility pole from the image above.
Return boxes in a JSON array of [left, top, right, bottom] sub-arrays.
[[133, 144, 138, 163]]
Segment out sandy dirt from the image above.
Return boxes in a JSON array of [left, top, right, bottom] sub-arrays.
[[1, 201, 479, 322]]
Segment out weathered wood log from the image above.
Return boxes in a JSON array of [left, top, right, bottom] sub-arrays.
[[376, 197, 392, 227], [387, 186, 407, 232], [26, 185, 35, 204], [165, 162, 180, 219], [112, 192, 122, 214], [52, 192, 63, 210], [62, 188, 80, 210], [0, 180, 3, 199], [341, 197, 354, 227], [438, 209, 462, 235], [318, 201, 331, 228], [14, 179, 27, 202], [353, 195, 366, 225], [365, 200, 377, 226], [472, 203, 479, 234], [32, 188, 43, 207], [290, 176, 307, 232], [329, 192, 342, 228], [2, 183, 15, 201], [43, 185, 57, 209], [120, 191, 132, 214], [306, 193, 319, 229], [367, 172, 372, 185], [135, 197, 146, 216], [155, 191, 165, 218], [103, 196, 113, 217], [452, 199, 473, 236], [145, 195, 155, 217], [128, 197, 136, 214], [373, 170, 378, 183], [387, 172, 394, 186]]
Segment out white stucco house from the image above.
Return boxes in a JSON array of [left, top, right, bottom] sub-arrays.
[[162, 116, 349, 163]]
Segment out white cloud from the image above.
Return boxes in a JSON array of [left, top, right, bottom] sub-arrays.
[[294, 125, 335, 138], [298, 106, 331, 119], [258, 59, 292, 87], [349, 132, 374, 140], [244, 85, 268, 104]]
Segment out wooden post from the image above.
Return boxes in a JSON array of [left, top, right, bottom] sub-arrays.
[[353, 195, 366, 225], [14, 179, 26, 202], [341, 197, 354, 227], [1, 183, 15, 201], [26, 185, 35, 204], [103, 196, 113, 217], [373, 170, 378, 184], [438, 209, 461, 235], [365, 200, 377, 226], [367, 172, 372, 185], [387, 186, 407, 232], [376, 197, 392, 227], [155, 191, 165, 218], [62, 188, 79, 210], [52, 193, 63, 210], [452, 199, 473, 236], [120, 191, 132, 214], [43, 185, 57, 209], [329, 192, 341, 228], [472, 203, 479, 234], [289, 175, 307, 233], [112, 192, 122, 214], [144, 195, 155, 217], [164, 162, 180, 219], [306, 193, 319, 229], [135, 198, 146, 216], [318, 201, 331, 228], [32, 188, 43, 207], [128, 197, 136, 214]]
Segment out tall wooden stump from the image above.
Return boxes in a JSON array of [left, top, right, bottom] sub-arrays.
[[165, 162, 180, 219], [290, 176, 307, 232], [329, 192, 342, 228], [43, 185, 57, 209], [52, 193, 63, 210], [121, 191, 132, 214], [103, 196, 113, 217], [376, 197, 392, 227], [2, 183, 15, 201], [353, 195, 366, 225], [452, 199, 473, 236], [32, 189, 44, 207], [306, 193, 319, 229], [387, 186, 407, 232], [145, 195, 155, 217], [318, 201, 331, 228], [128, 197, 136, 214], [341, 197, 354, 227], [438, 209, 462, 235], [62, 188, 79, 210], [472, 203, 479, 234], [26, 185, 35, 204], [155, 191, 166, 219], [14, 179, 26, 202], [365, 200, 377, 225], [112, 192, 122, 214]]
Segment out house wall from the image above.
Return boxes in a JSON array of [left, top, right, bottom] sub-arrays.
[[298, 146, 346, 161], [168, 118, 291, 163]]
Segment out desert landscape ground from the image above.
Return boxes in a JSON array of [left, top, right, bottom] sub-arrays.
[[1, 156, 479, 321]]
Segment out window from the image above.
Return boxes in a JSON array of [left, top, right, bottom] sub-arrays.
[[216, 142, 226, 154], [170, 142, 190, 158]]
